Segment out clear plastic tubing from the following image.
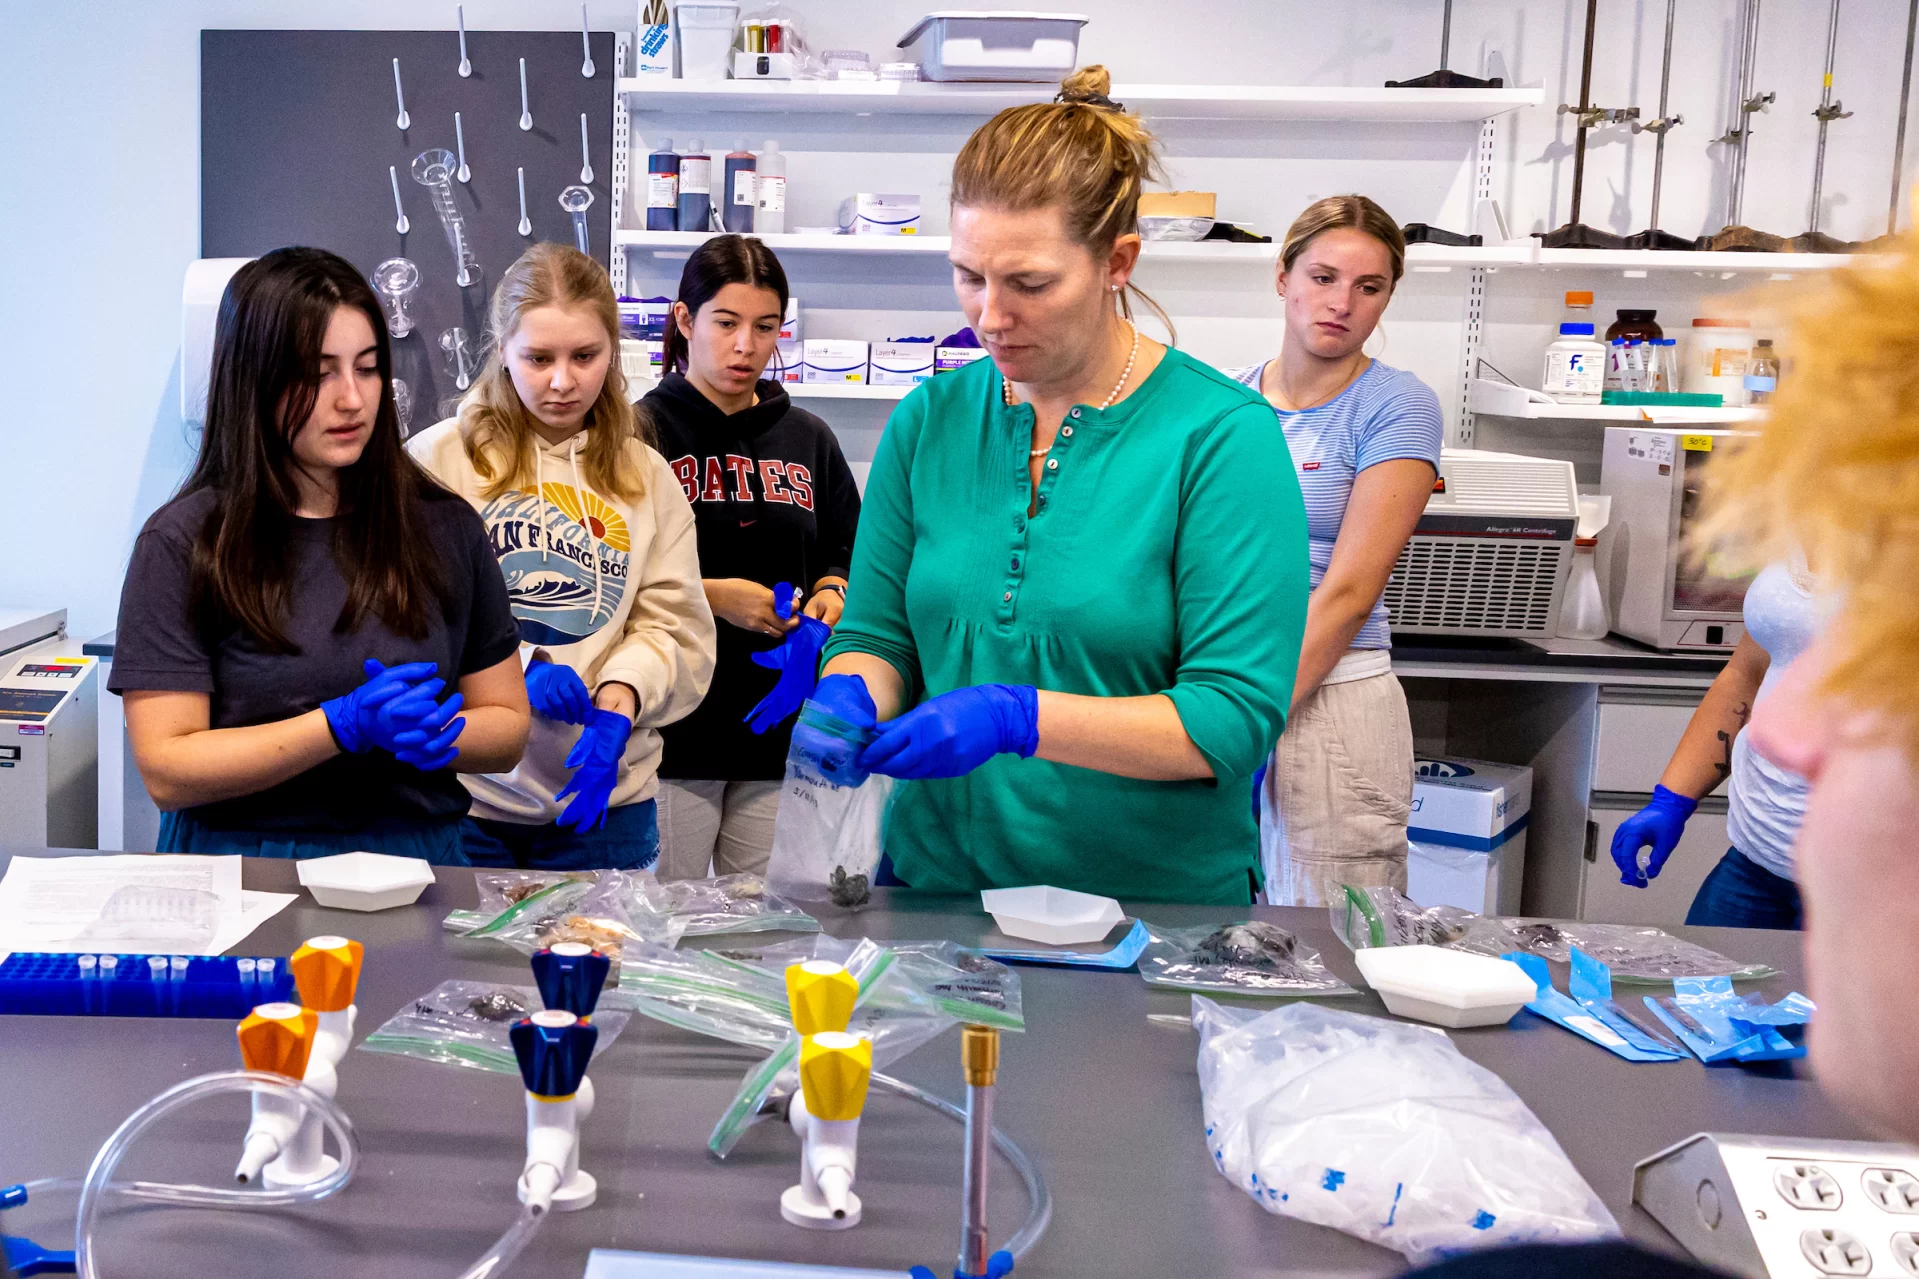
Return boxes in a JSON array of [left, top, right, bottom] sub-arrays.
[[73, 1071, 359, 1279], [871, 1072, 1053, 1261], [53, 1068, 543, 1279]]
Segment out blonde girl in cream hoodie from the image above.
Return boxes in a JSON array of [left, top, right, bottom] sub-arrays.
[[410, 243, 715, 869]]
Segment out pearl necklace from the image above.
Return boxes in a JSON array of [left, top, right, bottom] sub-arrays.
[[1007, 320, 1141, 456]]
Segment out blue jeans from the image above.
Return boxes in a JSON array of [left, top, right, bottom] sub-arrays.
[[461, 800, 660, 872], [1685, 846, 1803, 930], [158, 810, 468, 865]]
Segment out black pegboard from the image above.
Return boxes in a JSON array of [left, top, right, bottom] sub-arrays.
[[201, 28, 616, 428]]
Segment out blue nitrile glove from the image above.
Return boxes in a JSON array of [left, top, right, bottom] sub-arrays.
[[745, 615, 832, 735], [773, 581, 798, 621], [556, 708, 632, 831], [525, 659, 592, 725], [389, 690, 467, 771], [794, 673, 878, 787], [858, 684, 1040, 781], [909, 1251, 1014, 1279], [1610, 784, 1699, 886], [322, 659, 444, 754]]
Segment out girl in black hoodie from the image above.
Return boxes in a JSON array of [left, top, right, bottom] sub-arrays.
[[645, 236, 861, 878]]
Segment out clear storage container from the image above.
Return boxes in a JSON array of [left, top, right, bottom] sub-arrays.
[[897, 11, 1089, 82]]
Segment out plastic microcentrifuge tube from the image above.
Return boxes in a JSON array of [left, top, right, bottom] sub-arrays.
[[78, 955, 97, 975], [148, 956, 168, 980], [237, 957, 257, 981], [412, 149, 480, 288], [441, 327, 477, 390], [171, 956, 191, 978], [257, 958, 276, 985], [371, 257, 421, 338], [559, 185, 595, 257]]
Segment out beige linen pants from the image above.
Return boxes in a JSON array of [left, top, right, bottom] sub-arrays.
[[655, 779, 783, 879], [1259, 670, 1415, 906]]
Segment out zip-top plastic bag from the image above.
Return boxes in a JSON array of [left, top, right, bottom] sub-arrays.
[[628, 872, 819, 946], [764, 698, 893, 910], [454, 870, 646, 975], [612, 933, 1022, 1156], [1193, 995, 1617, 1263], [1138, 920, 1357, 997], [358, 979, 632, 1074], [1330, 885, 1775, 983]]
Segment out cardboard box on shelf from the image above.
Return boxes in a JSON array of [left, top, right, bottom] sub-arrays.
[[837, 193, 921, 235], [802, 339, 870, 384], [870, 341, 936, 387], [1139, 190, 1217, 219], [773, 340, 802, 383], [936, 346, 990, 375]]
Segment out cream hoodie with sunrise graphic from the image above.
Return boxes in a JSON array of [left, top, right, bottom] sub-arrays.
[[409, 418, 716, 823]]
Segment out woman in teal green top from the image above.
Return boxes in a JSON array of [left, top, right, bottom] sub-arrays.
[[815, 68, 1309, 905]]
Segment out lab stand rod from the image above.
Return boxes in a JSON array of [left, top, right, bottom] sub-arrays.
[[1649, 0, 1678, 229], [1568, 0, 1599, 225], [1893, 0, 1919, 234], [1728, 0, 1764, 226], [960, 1081, 993, 1277], [1808, 0, 1845, 233], [1439, 0, 1453, 72]]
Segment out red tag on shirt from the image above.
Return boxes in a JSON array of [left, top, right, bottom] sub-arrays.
[[1301, 462, 1322, 472]]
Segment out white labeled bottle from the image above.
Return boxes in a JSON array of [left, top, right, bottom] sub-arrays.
[[756, 139, 787, 234], [1543, 322, 1605, 404]]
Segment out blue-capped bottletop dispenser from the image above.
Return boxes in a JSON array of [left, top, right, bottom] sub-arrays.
[[511, 1008, 599, 1212]]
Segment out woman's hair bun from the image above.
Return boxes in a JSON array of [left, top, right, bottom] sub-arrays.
[[1057, 64, 1114, 104]]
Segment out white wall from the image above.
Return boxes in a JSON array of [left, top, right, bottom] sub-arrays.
[[2, 0, 1914, 639]]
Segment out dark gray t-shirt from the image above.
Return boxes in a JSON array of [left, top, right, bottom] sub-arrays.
[[108, 487, 521, 831]]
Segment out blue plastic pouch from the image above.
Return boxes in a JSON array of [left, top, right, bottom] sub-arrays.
[[1641, 976, 1811, 1063], [1505, 951, 1685, 1062]]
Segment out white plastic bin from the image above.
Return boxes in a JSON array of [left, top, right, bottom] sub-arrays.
[[897, 12, 1089, 83], [676, 2, 740, 81]]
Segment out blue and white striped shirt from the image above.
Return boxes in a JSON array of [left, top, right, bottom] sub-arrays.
[[1227, 359, 1442, 649]]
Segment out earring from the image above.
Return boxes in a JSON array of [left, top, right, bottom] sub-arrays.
[[1110, 284, 1121, 292]]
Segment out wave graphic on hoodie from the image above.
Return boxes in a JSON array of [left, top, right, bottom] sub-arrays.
[[480, 488, 632, 648]]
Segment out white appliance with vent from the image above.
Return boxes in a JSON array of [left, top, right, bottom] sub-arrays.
[[1602, 427, 1753, 651], [1382, 449, 1580, 637]]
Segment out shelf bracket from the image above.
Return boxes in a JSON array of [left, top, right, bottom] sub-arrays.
[[1454, 115, 1498, 448], [609, 31, 632, 294]]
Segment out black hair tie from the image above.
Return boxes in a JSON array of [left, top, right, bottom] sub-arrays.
[[1055, 89, 1125, 111]]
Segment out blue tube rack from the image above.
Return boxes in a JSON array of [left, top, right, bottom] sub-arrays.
[[0, 953, 293, 1018]]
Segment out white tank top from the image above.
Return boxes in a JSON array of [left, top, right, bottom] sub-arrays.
[[1726, 561, 1831, 877]]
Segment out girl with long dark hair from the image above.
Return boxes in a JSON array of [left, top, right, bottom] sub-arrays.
[[645, 234, 861, 880], [109, 247, 530, 861]]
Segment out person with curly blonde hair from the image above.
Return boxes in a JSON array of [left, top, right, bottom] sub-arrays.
[[1689, 244, 1919, 1143]]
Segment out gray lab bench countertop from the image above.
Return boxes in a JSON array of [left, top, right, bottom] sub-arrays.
[[0, 849, 1840, 1278]]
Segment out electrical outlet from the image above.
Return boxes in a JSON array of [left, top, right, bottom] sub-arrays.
[[1799, 1227, 1871, 1275], [1891, 1232, 1919, 1276], [1864, 1168, 1919, 1214], [1777, 1164, 1845, 1210]]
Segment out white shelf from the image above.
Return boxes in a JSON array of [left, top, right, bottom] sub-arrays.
[[1534, 248, 1867, 274], [615, 229, 1536, 269], [784, 383, 911, 401], [1468, 379, 1762, 423], [618, 78, 1543, 123]]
